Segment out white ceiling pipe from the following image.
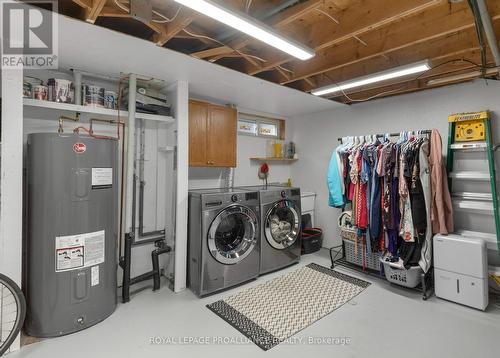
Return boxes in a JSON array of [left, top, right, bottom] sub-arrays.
[[476, 0, 500, 66]]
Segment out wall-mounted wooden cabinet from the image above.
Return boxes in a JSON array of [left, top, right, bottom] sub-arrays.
[[189, 100, 237, 167]]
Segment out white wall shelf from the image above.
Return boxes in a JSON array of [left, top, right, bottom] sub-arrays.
[[23, 98, 175, 124]]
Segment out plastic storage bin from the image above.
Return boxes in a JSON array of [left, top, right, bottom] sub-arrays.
[[343, 239, 382, 271], [301, 228, 323, 254], [381, 259, 423, 288]]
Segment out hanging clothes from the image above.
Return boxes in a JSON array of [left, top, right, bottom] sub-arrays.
[[418, 140, 432, 273], [429, 129, 454, 234], [327, 147, 345, 208], [330, 131, 451, 270]]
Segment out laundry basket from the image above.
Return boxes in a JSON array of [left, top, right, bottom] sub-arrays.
[[342, 238, 382, 271], [381, 259, 423, 288], [301, 228, 323, 254]]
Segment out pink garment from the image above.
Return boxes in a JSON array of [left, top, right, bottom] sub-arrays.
[[429, 129, 454, 234]]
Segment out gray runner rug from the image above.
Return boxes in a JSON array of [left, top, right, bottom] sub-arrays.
[[207, 263, 370, 350]]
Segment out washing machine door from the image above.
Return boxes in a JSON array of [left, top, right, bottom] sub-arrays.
[[208, 204, 258, 265], [265, 200, 300, 250]]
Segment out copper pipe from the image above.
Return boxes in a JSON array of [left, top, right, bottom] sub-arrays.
[[58, 113, 80, 134]]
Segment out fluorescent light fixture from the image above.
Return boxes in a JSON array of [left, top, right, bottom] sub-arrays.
[[312, 60, 431, 96], [427, 68, 499, 86], [173, 0, 315, 60]]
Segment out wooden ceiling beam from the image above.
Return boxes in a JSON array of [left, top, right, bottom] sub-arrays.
[[72, 0, 92, 9], [279, 3, 500, 85], [191, 0, 322, 60], [305, 47, 484, 92], [248, 0, 443, 76], [152, 9, 198, 47], [191, 46, 234, 59], [84, 0, 107, 24], [331, 65, 497, 104], [99, 5, 129, 18], [324, 57, 486, 101], [268, 0, 324, 27]]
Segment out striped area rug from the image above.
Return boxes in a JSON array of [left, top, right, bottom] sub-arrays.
[[207, 263, 370, 350]]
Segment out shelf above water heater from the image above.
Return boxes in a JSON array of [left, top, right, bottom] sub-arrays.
[[23, 98, 175, 123]]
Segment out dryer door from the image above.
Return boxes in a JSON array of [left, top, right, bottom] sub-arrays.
[[265, 200, 300, 250], [208, 204, 258, 265]]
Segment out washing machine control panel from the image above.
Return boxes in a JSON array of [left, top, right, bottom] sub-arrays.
[[231, 194, 239, 202], [281, 190, 287, 198]]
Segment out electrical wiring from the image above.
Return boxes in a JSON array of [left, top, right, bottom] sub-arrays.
[[314, 8, 339, 24], [182, 28, 267, 63], [324, 59, 499, 103], [414, 58, 497, 81], [245, 0, 253, 13], [337, 85, 408, 103], [152, 6, 181, 24], [114, 0, 128, 13], [277, 65, 293, 74], [314, 8, 367, 47]]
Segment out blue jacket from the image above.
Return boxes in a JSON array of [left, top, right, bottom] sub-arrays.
[[327, 148, 345, 208]]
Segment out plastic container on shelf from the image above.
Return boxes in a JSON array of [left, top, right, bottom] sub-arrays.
[[266, 140, 275, 158], [274, 141, 283, 158], [381, 259, 423, 288]]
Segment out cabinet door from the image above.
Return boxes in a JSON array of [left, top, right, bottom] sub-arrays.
[[189, 101, 208, 166], [207, 105, 237, 167]]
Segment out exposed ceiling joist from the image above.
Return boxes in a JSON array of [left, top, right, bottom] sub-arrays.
[[99, 6, 130, 18], [153, 9, 199, 47], [248, 0, 443, 75], [191, 45, 233, 59], [72, 0, 91, 9], [84, 0, 107, 24], [305, 46, 484, 93], [269, 0, 324, 27], [60, 0, 500, 103], [191, 0, 323, 60], [332, 63, 497, 104], [324, 52, 486, 100], [280, 2, 500, 85]]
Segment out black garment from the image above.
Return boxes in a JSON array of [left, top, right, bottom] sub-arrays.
[[398, 241, 422, 269]]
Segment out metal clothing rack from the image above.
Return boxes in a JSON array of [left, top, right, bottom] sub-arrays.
[[330, 129, 434, 300], [336, 129, 432, 142], [329, 244, 434, 300]]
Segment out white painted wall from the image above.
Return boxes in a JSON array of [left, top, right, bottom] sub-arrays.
[[189, 133, 293, 189], [0, 68, 23, 285], [289, 79, 500, 248], [188, 101, 294, 189]]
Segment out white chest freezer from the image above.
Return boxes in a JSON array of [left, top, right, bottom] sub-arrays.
[[433, 234, 489, 310]]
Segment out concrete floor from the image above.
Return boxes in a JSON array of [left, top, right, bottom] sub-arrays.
[[11, 249, 500, 358]]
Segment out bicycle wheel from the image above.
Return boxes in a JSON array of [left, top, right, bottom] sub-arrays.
[[0, 274, 26, 356]]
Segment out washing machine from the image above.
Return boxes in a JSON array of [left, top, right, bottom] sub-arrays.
[[242, 185, 302, 275], [188, 188, 260, 297]]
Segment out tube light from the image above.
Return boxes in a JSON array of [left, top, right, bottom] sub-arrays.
[[173, 0, 315, 61], [427, 68, 499, 86], [312, 60, 431, 96]]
